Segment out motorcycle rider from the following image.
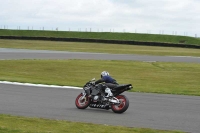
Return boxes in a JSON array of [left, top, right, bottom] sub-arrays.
[[95, 71, 119, 98]]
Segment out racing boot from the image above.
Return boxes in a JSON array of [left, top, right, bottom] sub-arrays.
[[105, 87, 113, 98]]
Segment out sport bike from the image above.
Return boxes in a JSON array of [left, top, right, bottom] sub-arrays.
[[75, 78, 132, 113]]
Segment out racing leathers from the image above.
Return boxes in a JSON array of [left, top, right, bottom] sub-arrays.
[[95, 75, 118, 97]]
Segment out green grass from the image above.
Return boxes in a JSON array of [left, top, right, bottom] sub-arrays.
[[0, 60, 199, 96], [0, 39, 200, 56], [0, 29, 200, 45], [0, 114, 183, 133]]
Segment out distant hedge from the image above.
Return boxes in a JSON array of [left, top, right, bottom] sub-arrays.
[[0, 35, 200, 49]]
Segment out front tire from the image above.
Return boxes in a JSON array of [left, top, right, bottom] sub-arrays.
[[75, 93, 90, 109], [111, 95, 129, 113]]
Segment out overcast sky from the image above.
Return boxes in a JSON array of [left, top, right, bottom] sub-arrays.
[[0, 0, 200, 37]]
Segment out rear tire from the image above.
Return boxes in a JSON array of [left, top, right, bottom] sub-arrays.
[[75, 93, 90, 109], [111, 95, 129, 113]]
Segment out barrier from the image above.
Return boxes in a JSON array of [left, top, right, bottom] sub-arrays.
[[0, 35, 200, 49]]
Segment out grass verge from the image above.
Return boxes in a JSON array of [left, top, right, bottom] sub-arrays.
[[0, 114, 183, 133], [0, 29, 200, 45], [0, 39, 200, 56], [0, 60, 199, 96]]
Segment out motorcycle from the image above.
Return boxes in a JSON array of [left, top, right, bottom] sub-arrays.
[[75, 78, 132, 113]]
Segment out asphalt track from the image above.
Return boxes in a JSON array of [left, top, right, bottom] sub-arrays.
[[0, 84, 200, 133], [0, 48, 200, 63], [0, 48, 200, 133]]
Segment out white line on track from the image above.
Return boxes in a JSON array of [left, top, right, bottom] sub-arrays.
[[168, 56, 200, 58], [0, 81, 82, 89]]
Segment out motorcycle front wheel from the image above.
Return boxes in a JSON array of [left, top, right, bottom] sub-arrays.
[[111, 95, 129, 113], [75, 93, 90, 109]]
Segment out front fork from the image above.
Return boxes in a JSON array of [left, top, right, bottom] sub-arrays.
[[80, 92, 87, 100]]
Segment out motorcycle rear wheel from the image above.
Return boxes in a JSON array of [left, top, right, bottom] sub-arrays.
[[111, 95, 129, 113], [75, 93, 90, 109]]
